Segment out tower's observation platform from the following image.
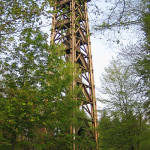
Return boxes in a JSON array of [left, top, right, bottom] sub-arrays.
[[50, 0, 98, 148]]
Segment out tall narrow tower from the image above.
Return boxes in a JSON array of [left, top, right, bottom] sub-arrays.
[[50, 0, 98, 147]]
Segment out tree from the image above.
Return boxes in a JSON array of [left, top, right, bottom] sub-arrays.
[[99, 58, 143, 115], [98, 109, 149, 150], [0, 0, 53, 53], [98, 58, 148, 150], [0, 27, 73, 149], [117, 0, 150, 116], [136, 1, 150, 116]]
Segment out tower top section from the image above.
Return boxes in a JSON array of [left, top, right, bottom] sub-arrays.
[[56, 0, 91, 2], [55, 0, 91, 6]]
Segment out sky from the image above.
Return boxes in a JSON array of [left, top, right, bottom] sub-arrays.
[[90, 37, 115, 111], [91, 38, 115, 91]]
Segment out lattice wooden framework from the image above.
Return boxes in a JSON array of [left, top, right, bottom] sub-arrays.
[[50, 0, 98, 148]]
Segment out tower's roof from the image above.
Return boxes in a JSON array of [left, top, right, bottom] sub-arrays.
[[77, 0, 91, 1], [57, 0, 91, 3], [84, 0, 91, 2]]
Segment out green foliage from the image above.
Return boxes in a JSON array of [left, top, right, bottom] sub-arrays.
[[136, 1, 150, 116], [99, 110, 149, 150], [100, 58, 141, 115], [99, 58, 150, 150], [0, 0, 53, 53], [140, 126, 150, 150], [0, 26, 74, 149]]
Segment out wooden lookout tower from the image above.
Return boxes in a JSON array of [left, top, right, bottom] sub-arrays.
[[50, 0, 98, 148]]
